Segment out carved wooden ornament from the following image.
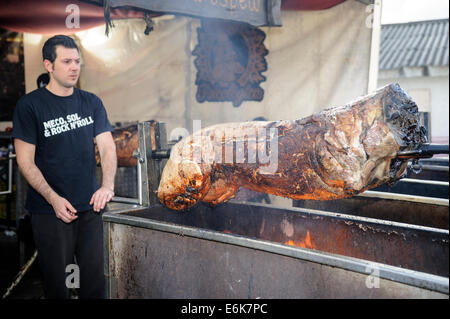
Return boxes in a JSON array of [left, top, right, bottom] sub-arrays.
[[193, 20, 268, 107]]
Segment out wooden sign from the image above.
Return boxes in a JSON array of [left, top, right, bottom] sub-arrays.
[[193, 20, 268, 107], [103, 0, 282, 26]]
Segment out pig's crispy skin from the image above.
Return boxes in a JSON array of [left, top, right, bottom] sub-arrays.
[[158, 84, 427, 211]]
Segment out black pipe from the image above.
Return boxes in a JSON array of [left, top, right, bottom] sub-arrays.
[[151, 149, 171, 159], [397, 144, 449, 159]]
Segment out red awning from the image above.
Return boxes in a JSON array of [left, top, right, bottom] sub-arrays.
[[0, 0, 346, 35], [0, 0, 145, 35]]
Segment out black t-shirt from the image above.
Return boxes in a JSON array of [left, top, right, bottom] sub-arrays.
[[12, 87, 113, 214]]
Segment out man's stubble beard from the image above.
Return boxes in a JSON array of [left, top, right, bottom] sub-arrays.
[[51, 64, 79, 89]]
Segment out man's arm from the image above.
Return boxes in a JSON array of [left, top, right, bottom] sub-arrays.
[[90, 131, 117, 212], [14, 138, 78, 223]]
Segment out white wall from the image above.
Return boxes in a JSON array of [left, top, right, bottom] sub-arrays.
[[378, 69, 449, 141]]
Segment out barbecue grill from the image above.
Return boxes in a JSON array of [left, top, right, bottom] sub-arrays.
[[103, 121, 449, 299]]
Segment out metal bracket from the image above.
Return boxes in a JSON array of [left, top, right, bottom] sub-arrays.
[[111, 121, 170, 207], [136, 121, 168, 207], [0, 143, 15, 196]]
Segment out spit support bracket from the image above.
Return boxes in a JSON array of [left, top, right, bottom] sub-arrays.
[[397, 143, 449, 175], [134, 121, 171, 207]]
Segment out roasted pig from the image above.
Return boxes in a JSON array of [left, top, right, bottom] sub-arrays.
[[95, 121, 156, 167], [158, 84, 427, 211]]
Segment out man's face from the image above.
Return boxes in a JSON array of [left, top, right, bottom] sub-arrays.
[[46, 46, 80, 88]]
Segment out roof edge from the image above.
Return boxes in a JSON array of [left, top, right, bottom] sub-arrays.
[[382, 18, 448, 27]]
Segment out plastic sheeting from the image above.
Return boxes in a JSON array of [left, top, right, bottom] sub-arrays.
[[77, 17, 189, 130], [23, 0, 372, 136]]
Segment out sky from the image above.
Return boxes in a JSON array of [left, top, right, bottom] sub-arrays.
[[382, 0, 449, 24]]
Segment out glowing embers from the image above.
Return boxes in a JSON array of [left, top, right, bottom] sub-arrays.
[[284, 230, 316, 249]]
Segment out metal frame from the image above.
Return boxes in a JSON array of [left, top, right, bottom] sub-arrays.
[[103, 203, 449, 297], [358, 190, 449, 206], [0, 152, 15, 196], [103, 121, 170, 297], [400, 178, 448, 186], [103, 202, 144, 298], [102, 121, 449, 298], [111, 121, 168, 207]]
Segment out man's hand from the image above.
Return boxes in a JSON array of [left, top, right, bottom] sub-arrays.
[[90, 186, 114, 212], [50, 193, 78, 223]]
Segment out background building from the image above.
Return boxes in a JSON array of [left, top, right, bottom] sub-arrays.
[[378, 18, 449, 144]]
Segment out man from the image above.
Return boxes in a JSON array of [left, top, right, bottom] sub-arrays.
[[12, 35, 117, 299]]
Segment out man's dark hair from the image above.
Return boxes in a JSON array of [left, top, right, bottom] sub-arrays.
[[42, 35, 79, 63], [37, 73, 50, 88]]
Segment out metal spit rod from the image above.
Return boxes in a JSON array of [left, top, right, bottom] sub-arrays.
[[400, 178, 448, 186], [397, 143, 449, 159]]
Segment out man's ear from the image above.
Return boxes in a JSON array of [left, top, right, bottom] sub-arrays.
[[43, 59, 53, 73]]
